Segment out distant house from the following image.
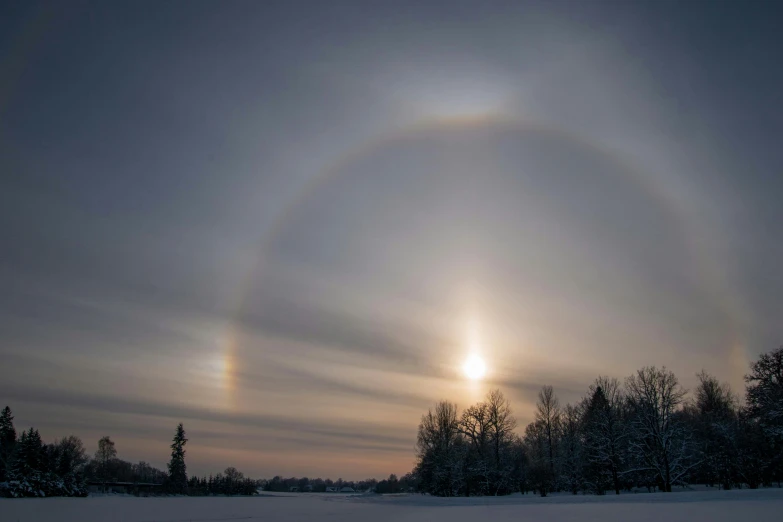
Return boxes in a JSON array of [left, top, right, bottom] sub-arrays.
[[325, 487, 338, 492], [289, 486, 299, 492], [304, 485, 313, 492], [340, 487, 355, 493]]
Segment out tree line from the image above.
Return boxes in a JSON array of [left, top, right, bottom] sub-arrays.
[[0, 415, 257, 498], [260, 473, 416, 493], [410, 346, 783, 496], [3, 346, 781, 498]]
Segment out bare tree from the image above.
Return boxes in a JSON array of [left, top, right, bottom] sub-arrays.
[[625, 366, 696, 492], [456, 391, 519, 496], [745, 346, 783, 440], [695, 371, 737, 418], [51, 435, 88, 477], [459, 401, 490, 495], [415, 401, 462, 496], [418, 401, 460, 455], [95, 436, 117, 486], [523, 419, 554, 496], [487, 389, 517, 470], [689, 371, 739, 489], [535, 385, 561, 482], [459, 402, 490, 458]]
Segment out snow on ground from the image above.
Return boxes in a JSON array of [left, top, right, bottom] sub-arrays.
[[1, 488, 782, 522]]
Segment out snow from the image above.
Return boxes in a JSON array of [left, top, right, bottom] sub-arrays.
[[1, 488, 782, 522]]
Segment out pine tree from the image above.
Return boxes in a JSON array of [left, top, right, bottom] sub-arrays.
[[168, 423, 188, 494], [583, 385, 612, 494], [0, 406, 16, 482], [15, 429, 44, 477]]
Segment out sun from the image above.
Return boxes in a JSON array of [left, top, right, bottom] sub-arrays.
[[462, 354, 486, 381]]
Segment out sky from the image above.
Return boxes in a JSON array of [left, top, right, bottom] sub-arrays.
[[1, 0, 782, 480]]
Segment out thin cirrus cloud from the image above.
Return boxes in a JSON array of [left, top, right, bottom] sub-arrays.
[[1, 1, 782, 479]]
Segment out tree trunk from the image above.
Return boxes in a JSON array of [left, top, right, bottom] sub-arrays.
[[612, 467, 620, 495], [664, 451, 672, 492]]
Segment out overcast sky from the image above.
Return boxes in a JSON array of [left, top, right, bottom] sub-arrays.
[[1, 0, 782, 479]]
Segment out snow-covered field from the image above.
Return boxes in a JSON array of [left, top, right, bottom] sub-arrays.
[[2, 488, 782, 522]]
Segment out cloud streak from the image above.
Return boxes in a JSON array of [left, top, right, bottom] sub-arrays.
[[1, 0, 782, 479]]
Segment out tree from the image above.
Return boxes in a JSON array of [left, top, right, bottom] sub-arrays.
[[745, 347, 783, 485], [460, 402, 490, 460], [375, 473, 400, 493], [487, 389, 517, 472], [10, 428, 45, 480], [735, 409, 770, 488], [583, 377, 626, 494], [689, 371, 738, 489], [625, 366, 696, 492], [0, 406, 16, 481], [459, 401, 490, 495], [414, 401, 462, 496], [559, 403, 585, 494], [745, 346, 783, 441], [168, 423, 188, 493], [95, 436, 117, 483], [457, 390, 519, 495], [535, 386, 561, 485], [50, 435, 87, 478], [524, 419, 554, 496], [224, 467, 244, 495]]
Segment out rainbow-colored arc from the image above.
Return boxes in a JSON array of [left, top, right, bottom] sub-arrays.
[[218, 114, 746, 407]]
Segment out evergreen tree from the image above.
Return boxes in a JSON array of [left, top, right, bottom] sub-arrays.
[[168, 423, 188, 493], [0, 406, 16, 482], [8, 429, 28, 481], [10, 428, 44, 481], [583, 386, 611, 493], [583, 378, 626, 495]]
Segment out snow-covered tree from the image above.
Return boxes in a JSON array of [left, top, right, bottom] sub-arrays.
[[745, 346, 783, 441], [456, 391, 521, 495], [459, 400, 490, 494], [744, 346, 783, 485], [625, 366, 697, 492], [583, 377, 627, 494], [559, 403, 585, 494], [415, 401, 463, 496], [688, 371, 738, 489]]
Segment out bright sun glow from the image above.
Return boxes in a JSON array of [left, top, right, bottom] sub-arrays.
[[462, 354, 487, 381]]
